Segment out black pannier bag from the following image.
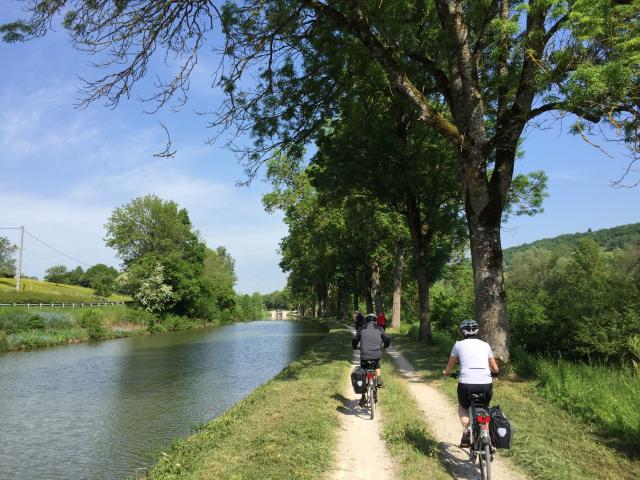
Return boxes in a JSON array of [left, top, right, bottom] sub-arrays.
[[350, 367, 367, 394], [490, 406, 515, 449]]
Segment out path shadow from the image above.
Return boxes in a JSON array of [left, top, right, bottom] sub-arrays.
[[437, 441, 485, 480], [332, 392, 372, 420]]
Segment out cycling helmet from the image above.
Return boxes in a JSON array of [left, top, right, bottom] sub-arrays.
[[460, 319, 479, 337], [365, 313, 377, 323]]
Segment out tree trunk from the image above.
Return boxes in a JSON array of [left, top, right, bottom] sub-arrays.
[[406, 195, 433, 342], [371, 262, 383, 315], [462, 146, 514, 364], [392, 239, 404, 329], [364, 266, 374, 314], [353, 293, 359, 312]]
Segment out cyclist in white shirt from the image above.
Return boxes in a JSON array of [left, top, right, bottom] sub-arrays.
[[442, 319, 499, 447]]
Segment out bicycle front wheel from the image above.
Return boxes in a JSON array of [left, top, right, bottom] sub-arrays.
[[479, 443, 491, 480]]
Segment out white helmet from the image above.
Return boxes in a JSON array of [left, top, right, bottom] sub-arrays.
[[460, 319, 479, 337]]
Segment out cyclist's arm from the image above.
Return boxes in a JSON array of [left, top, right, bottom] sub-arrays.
[[489, 357, 499, 374], [442, 355, 458, 376]]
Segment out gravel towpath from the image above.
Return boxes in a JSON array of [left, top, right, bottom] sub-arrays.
[[387, 348, 530, 480], [327, 351, 396, 480]]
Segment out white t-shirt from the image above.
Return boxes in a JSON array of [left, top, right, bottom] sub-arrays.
[[450, 338, 494, 384]]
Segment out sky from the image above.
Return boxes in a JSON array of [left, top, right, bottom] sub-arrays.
[[1, 4, 638, 293]]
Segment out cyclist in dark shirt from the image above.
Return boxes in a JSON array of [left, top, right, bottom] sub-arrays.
[[353, 310, 366, 331], [352, 313, 390, 405]]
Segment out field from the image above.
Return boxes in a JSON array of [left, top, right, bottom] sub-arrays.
[[0, 277, 130, 302]]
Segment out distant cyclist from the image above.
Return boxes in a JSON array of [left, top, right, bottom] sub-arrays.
[[353, 310, 366, 331], [352, 313, 390, 406], [376, 310, 387, 329], [442, 319, 499, 447]]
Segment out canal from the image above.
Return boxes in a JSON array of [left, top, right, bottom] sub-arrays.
[[0, 320, 326, 479]]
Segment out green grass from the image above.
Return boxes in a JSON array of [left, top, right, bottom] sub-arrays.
[[534, 357, 640, 455], [391, 332, 640, 480], [147, 325, 351, 480], [378, 357, 452, 480], [0, 277, 130, 302]]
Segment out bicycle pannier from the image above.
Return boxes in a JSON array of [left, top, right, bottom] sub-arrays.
[[350, 367, 367, 394], [490, 406, 514, 449]]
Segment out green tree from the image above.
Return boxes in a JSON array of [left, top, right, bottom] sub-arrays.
[[105, 195, 211, 316], [82, 263, 118, 290], [203, 247, 237, 314], [44, 265, 68, 284], [0, 236, 17, 278]]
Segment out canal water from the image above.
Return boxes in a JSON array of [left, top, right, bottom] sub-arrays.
[[0, 320, 326, 479]]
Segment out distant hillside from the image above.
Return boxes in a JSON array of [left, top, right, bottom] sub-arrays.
[[503, 222, 640, 266]]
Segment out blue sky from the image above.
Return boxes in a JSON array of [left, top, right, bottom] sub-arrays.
[[0, 4, 638, 293]]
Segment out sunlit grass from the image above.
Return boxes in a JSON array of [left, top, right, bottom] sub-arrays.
[[147, 325, 350, 480]]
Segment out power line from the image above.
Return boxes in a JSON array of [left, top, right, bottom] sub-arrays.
[[23, 229, 92, 267], [1, 226, 92, 268]]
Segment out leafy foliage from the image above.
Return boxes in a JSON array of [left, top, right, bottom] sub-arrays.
[[0, 236, 17, 277]]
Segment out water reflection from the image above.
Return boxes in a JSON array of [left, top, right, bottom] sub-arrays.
[[0, 320, 325, 480]]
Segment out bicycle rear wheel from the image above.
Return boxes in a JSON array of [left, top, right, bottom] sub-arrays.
[[369, 380, 375, 420], [479, 443, 491, 480]]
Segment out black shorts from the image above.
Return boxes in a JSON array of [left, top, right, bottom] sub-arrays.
[[361, 358, 380, 369], [457, 383, 493, 409]]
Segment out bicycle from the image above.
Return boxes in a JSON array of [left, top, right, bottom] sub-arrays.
[[449, 372, 494, 480], [361, 359, 378, 420]]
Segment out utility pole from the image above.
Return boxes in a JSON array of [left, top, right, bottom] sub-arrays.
[[15, 226, 24, 292]]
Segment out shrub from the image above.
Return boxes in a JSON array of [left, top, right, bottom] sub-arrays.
[[0, 311, 29, 333], [85, 319, 106, 341], [27, 314, 45, 330], [163, 314, 193, 331], [0, 330, 7, 351], [77, 309, 103, 328]]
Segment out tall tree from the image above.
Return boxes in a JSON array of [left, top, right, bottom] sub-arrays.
[[105, 195, 211, 316]]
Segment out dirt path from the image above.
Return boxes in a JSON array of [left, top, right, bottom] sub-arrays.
[[387, 348, 529, 480], [327, 351, 396, 480]]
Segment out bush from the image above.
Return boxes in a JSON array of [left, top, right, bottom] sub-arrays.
[[27, 314, 46, 330], [85, 319, 106, 341], [125, 308, 158, 326], [77, 309, 103, 328], [163, 314, 194, 331], [0, 311, 30, 333]]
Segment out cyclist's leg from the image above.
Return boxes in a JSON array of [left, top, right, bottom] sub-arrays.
[[457, 383, 472, 446]]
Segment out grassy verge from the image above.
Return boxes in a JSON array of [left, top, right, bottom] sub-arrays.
[[532, 357, 639, 455], [391, 332, 640, 480], [378, 357, 451, 480], [146, 325, 352, 480]]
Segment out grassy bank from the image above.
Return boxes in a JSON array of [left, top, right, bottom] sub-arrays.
[[378, 357, 451, 480], [147, 325, 352, 480], [0, 306, 227, 352], [391, 332, 640, 480]]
